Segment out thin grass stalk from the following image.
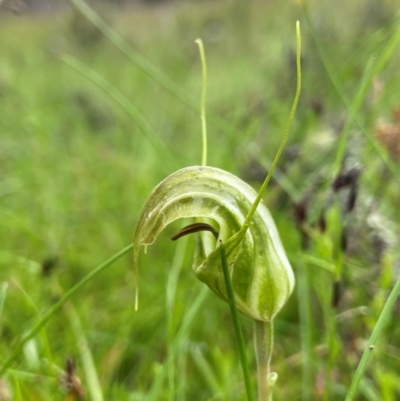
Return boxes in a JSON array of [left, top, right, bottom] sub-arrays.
[[323, 308, 339, 401], [5, 369, 56, 382], [146, 287, 209, 401], [0, 244, 133, 376], [60, 54, 177, 169], [166, 236, 188, 401], [11, 280, 54, 365], [69, 0, 194, 106], [219, 242, 254, 401], [344, 276, 400, 401], [240, 21, 301, 236], [189, 344, 222, 396], [177, 341, 188, 401], [0, 282, 8, 319], [64, 302, 104, 401], [145, 365, 167, 401], [69, 0, 236, 139], [12, 377, 22, 401], [332, 57, 375, 177], [296, 262, 312, 401], [302, 3, 400, 186]]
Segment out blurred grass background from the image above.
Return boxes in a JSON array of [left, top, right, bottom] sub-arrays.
[[0, 0, 400, 400]]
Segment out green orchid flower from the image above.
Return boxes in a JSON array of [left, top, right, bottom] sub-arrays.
[[133, 165, 294, 322]]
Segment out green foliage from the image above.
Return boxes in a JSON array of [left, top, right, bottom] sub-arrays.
[[1, 0, 400, 400]]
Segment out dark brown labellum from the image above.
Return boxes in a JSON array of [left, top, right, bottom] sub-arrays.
[[171, 222, 219, 241]]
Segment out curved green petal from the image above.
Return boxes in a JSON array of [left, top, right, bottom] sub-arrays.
[[134, 166, 294, 321]]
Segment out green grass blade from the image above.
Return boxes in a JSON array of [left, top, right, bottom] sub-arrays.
[[65, 302, 104, 401], [60, 53, 177, 169], [68, 0, 236, 139], [296, 262, 313, 401], [0, 282, 8, 320], [303, 4, 400, 185], [147, 286, 209, 401], [166, 236, 188, 401], [0, 244, 133, 376], [173, 286, 209, 345], [344, 276, 400, 401], [69, 0, 196, 109], [189, 344, 222, 396], [333, 22, 400, 177]]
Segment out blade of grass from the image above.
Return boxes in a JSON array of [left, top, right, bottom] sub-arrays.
[[146, 286, 210, 401], [333, 23, 400, 177], [145, 363, 167, 401], [296, 261, 313, 401], [344, 276, 400, 401], [189, 343, 223, 396], [173, 286, 209, 344], [69, 0, 236, 139], [166, 236, 188, 401], [303, 4, 400, 185], [64, 302, 104, 401], [0, 244, 133, 376], [10, 279, 53, 364], [60, 53, 177, 170], [0, 282, 8, 320]]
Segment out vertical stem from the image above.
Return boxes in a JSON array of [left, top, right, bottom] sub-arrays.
[[219, 243, 254, 401], [297, 262, 312, 401], [240, 21, 301, 235], [254, 320, 274, 401], [195, 39, 208, 167], [166, 237, 188, 401], [323, 308, 338, 401]]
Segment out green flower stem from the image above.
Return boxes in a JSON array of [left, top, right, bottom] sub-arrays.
[[0, 244, 133, 377], [254, 320, 274, 401], [195, 39, 208, 167], [219, 242, 254, 401], [344, 276, 400, 401]]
